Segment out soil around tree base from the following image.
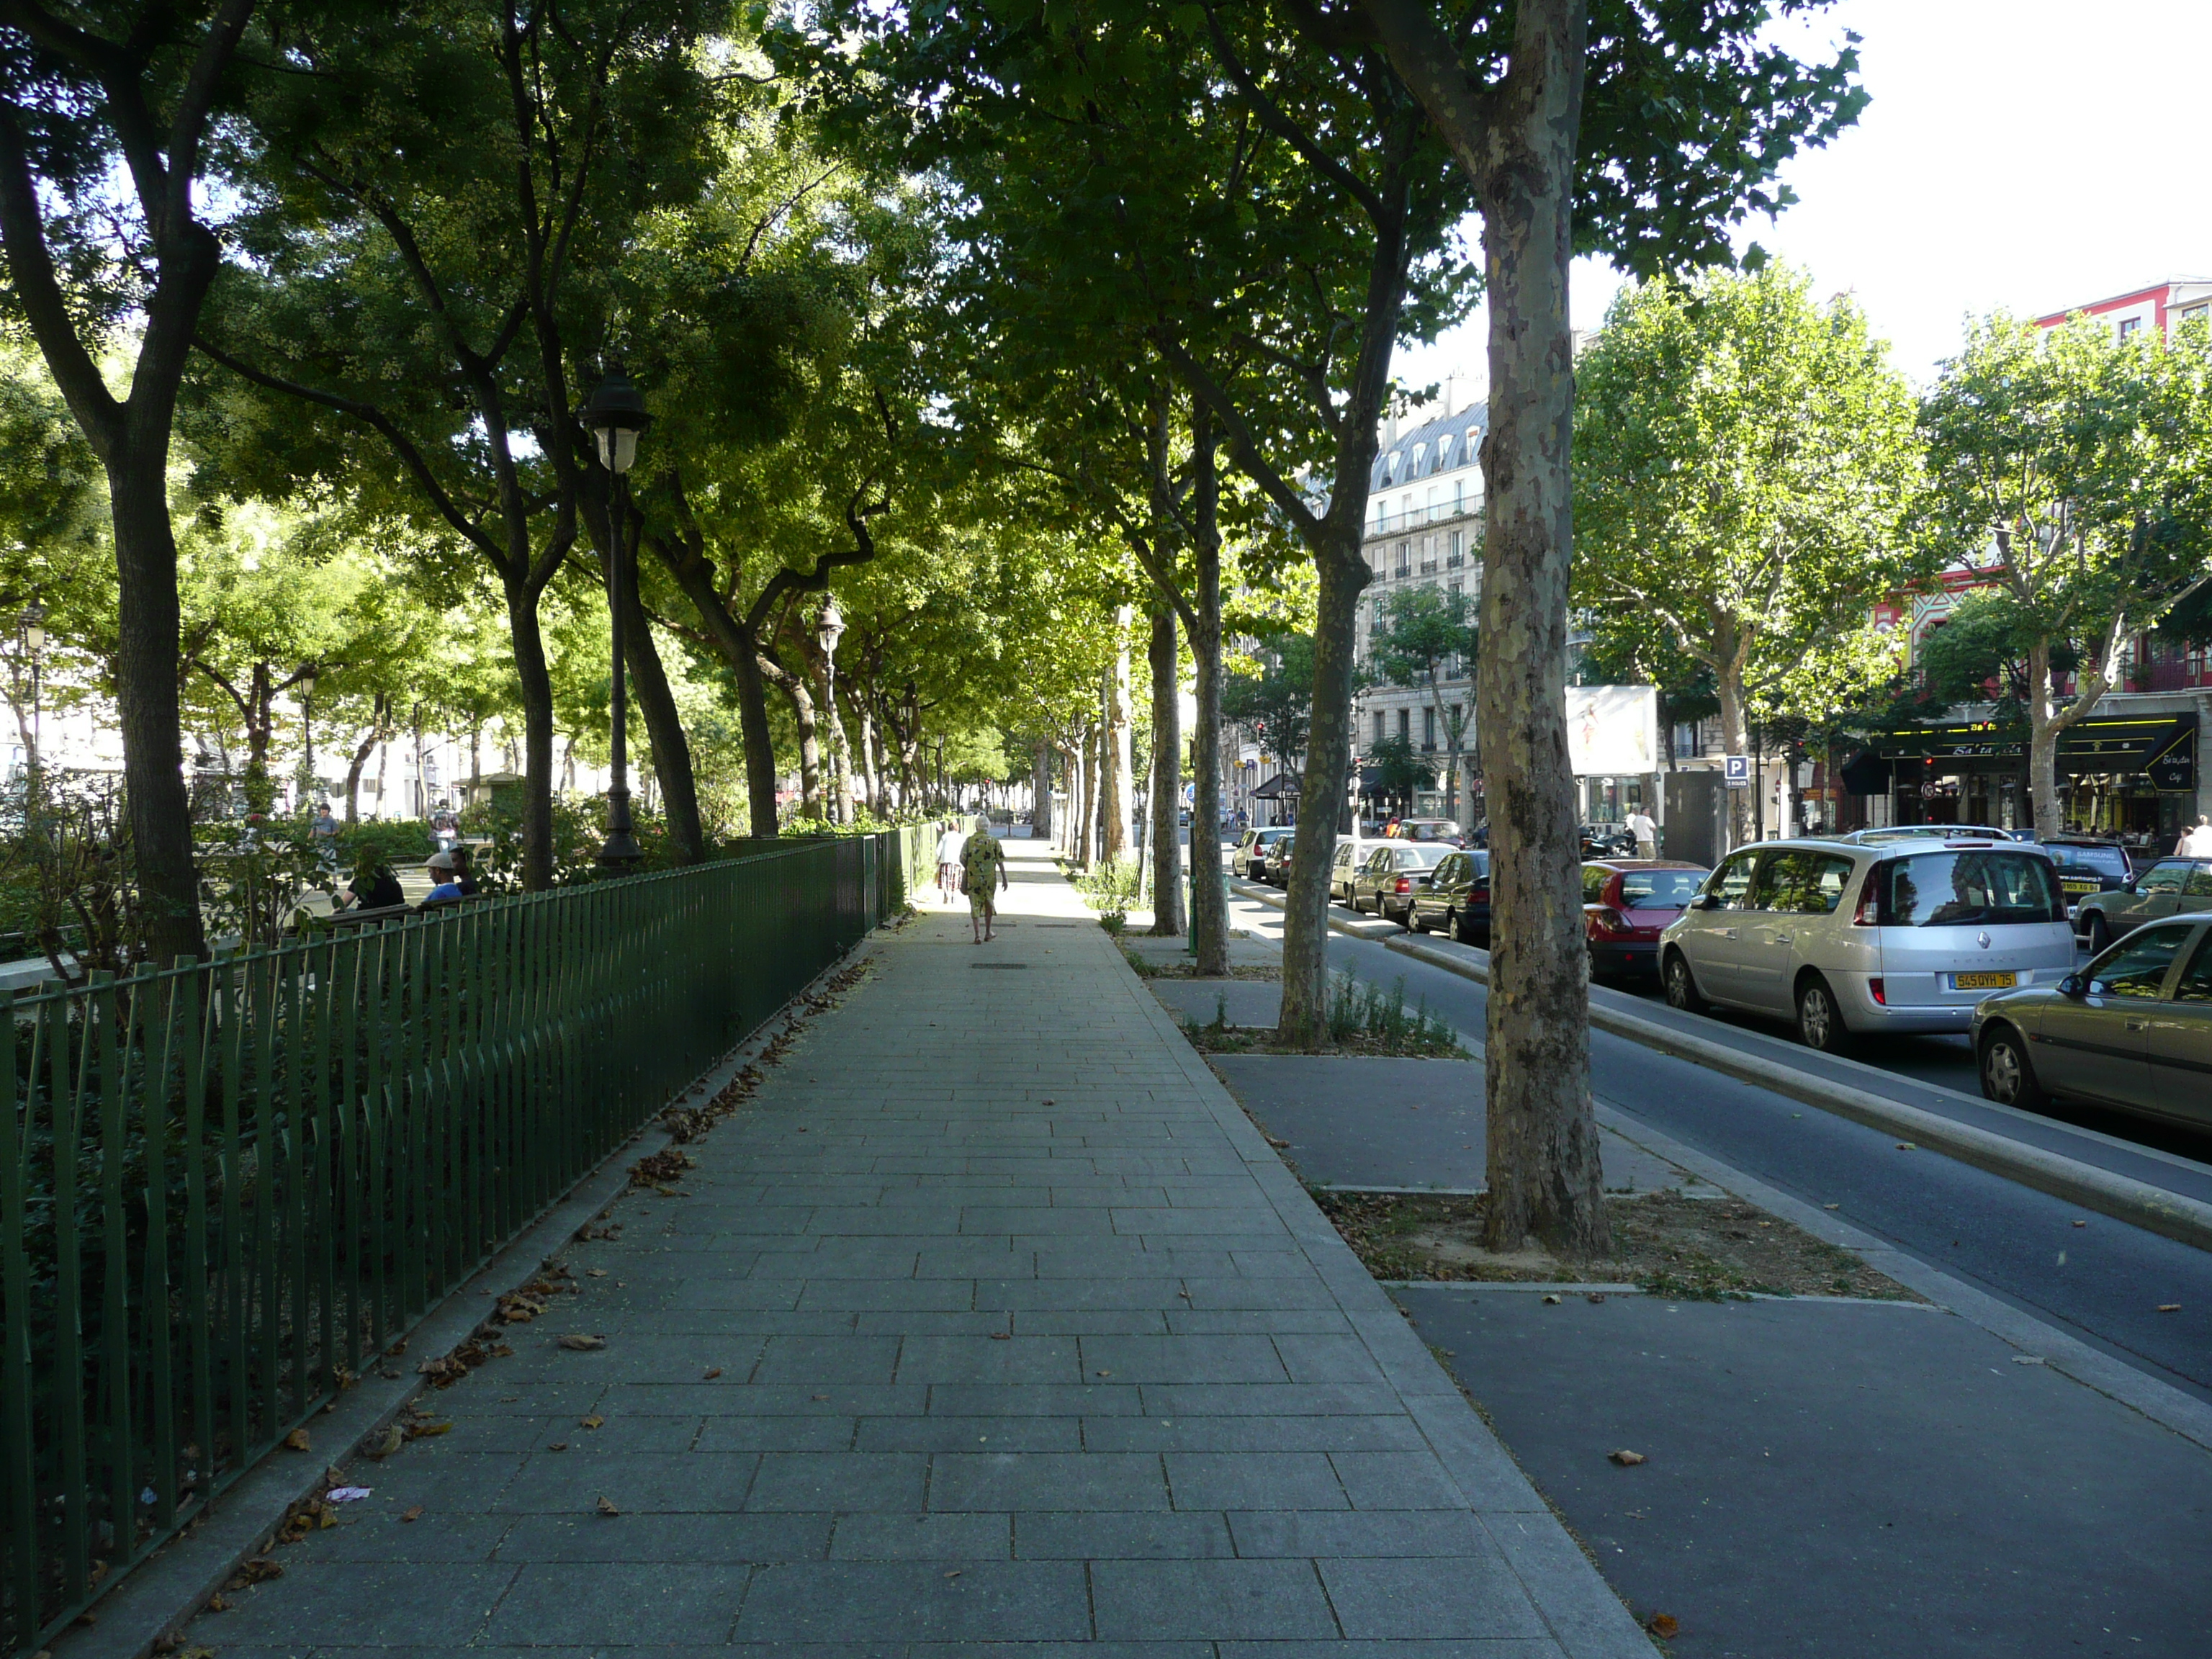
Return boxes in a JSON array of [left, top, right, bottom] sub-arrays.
[[1315, 1188, 1920, 1302]]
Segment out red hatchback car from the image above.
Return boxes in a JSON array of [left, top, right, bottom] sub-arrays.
[[1582, 859, 1710, 981]]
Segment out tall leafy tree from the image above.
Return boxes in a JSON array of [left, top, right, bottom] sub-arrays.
[[0, 0, 267, 958], [1920, 314, 2212, 835], [199, 0, 734, 884], [1573, 264, 1926, 847], [1287, 0, 1866, 1253]]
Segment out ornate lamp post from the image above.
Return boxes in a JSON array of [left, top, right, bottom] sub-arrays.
[[580, 367, 652, 866], [298, 663, 318, 793], [817, 598, 845, 819], [18, 599, 44, 771]]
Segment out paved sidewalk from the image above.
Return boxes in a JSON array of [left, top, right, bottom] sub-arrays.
[[181, 844, 1648, 1657]]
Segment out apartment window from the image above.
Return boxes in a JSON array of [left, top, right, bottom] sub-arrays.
[[1396, 708, 1411, 742], [1420, 536, 1437, 575], [2118, 316, 2142, 340], [1452, 479, 1465, 517], [1447, 529, 1462, 567], [1422, 707, 1437, 751], [1400, 493, 1413, 525], [1451, 702, 1465, 741], [1373, 711, 1386, 745], [1465, 428, 1480, 464], [1395, 541, 1411, 577], [1673, 721, 1701, 759], [1382, 453, 1399, 485], [1426, 485, 1439, 522], [1412, 442, 1427, 475], [1437, 433, 1455, 468], [1448, 580, 1462, 606]]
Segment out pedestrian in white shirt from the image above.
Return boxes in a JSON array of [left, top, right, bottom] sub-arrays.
[[1625, 808, 1658, 860], [2179, 814, 2212, 857], [935, 824, 968, 902]]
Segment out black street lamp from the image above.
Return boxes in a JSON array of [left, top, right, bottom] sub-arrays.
[[18, 599, 44, 772], [580, 367, 653, 866], [298, 663, 319, 792], [817, 598, 845, 817]]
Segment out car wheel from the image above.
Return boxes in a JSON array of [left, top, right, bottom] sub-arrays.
[[1979, 1025, 2046, 1110], [1411, 909, 1429, 934], [1796, 976, 1850, 1053], [1663, 952, 1707, 1014], [2084, 914, 2111, 956]]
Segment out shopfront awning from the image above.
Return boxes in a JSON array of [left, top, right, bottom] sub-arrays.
[[1859, 711, 2198, 789], [1251, 770, 1301, 801]]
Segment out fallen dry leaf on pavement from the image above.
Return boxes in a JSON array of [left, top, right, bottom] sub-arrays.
[[229, 1557, 283, 1587], [581, 1414, 604, 1430], [404, 1421, 451, 1440], [1609, 1449, 1647, 1466], [1264, 1136, 1290, 1149], [559, 1333, 607, 1352], [282, 1429, 310, 1452], [1648, 1613, 1679, 1639], [364, 1425, 404, 1460], [1542, 1294, 1562, 1305], [548, 1442, 569, 1452], [989, 1332, 1011, 1341], [204, 1593, 231, 1612], [595, 1495, 621, 1516], [1896, 1142, 1916, 1151], [588, 1268, 608, 1277], [2159, 1304, 2182, 1313], [400, 1506, 424, 1523], [703, 1367, 723, 1379]]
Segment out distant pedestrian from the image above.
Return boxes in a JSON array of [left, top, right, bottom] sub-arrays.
[[961, 824, 1009, 943], [310, 801, 340, 870], [1626, 806, 1658, 860], [935, 823, 968, 902], [2180, 814, 2212, 856], [449, 842, 480, 896]]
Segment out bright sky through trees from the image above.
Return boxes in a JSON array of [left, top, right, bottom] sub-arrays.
[[1399, 0, 2212, 395]]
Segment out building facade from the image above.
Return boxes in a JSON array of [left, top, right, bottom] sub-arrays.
[[1352, 392, 1488, 824]]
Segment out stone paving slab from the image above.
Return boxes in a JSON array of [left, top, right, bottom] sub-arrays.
[[1206, 1056, 1702, 1195], [1396, 1286, 2212, 1657], [1148, 979, 1284, 1029], [178, 846, 1648, 1657]]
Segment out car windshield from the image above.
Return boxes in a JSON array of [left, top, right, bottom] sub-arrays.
[[1399, 845, 1449, 868], [1880, 851, 2064, 927], [2043, 842, 2130, 880], [1619, 870, 1707, 909]]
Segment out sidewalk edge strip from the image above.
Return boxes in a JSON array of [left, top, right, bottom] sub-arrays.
[[1382, 931, 2212, 1257]]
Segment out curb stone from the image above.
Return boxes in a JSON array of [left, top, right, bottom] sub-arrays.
[[1382, 930, 2212, 1258]]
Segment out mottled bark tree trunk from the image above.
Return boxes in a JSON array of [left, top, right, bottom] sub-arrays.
[[503, 576, 557, 888], [1147, 607, 1185, 935], [1033, 739, 1054, 841], [1469, 0, 1606, 1256], [1102, 611, 1135, 863], [1187, 440, 1230, 977]]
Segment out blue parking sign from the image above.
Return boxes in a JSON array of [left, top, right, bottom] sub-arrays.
[[1723, 754, 1751, 788]]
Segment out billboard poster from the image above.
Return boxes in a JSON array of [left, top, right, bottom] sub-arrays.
[[1565, 685, 1659, 776]]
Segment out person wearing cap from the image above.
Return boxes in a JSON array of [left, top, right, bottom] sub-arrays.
[[423, 848, 464, 902]]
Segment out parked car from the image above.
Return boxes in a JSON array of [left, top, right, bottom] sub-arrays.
[[2069, 857, 2212, 952], [1408, 849, 1493, 945], [1388, 819, 1466, 846], [1973, 915, 2212, 1123], [1840, 824, 2016, 844], [1265, 832, 1299, 886], [1581, 860, 1709, 980], [1329, 836, 1369, 905], [1231, 826, 1295, 882], [1350, 842, 1452, 922], [2026, 835, 2134, 916], [1660, 839, 2074, 1053]]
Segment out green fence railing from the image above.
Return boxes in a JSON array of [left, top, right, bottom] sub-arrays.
[[1, 830, 920, 1655]]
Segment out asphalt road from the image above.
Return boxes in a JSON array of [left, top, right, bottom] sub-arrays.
[[1221, 884, 2212, 1405]]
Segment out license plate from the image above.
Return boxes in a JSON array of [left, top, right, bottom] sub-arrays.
[[2061, 878, 2098, 894], [1951, 971, 2016, 992]]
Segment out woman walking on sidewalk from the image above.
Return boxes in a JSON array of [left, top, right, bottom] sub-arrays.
[[962, 823, 1010, 943]]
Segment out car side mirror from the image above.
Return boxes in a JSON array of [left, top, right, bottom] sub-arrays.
[[2058, 974, 2085, 997], [1691, 893, 1719, 911]]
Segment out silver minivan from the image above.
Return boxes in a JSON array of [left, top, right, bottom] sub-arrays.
[[1659, 837, 2074, 1051]]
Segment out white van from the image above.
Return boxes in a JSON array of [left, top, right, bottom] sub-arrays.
[[1659, 837, 2074, 1052]]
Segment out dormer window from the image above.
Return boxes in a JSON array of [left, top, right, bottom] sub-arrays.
[[1464, 428, 1480, 463], [1411, 442, 1427, 476], [1381, 452, 1401, 485], [1436, 433, 1455, 469]]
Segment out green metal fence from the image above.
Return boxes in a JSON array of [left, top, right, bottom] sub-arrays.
[[1, 830, 924, 1655]]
